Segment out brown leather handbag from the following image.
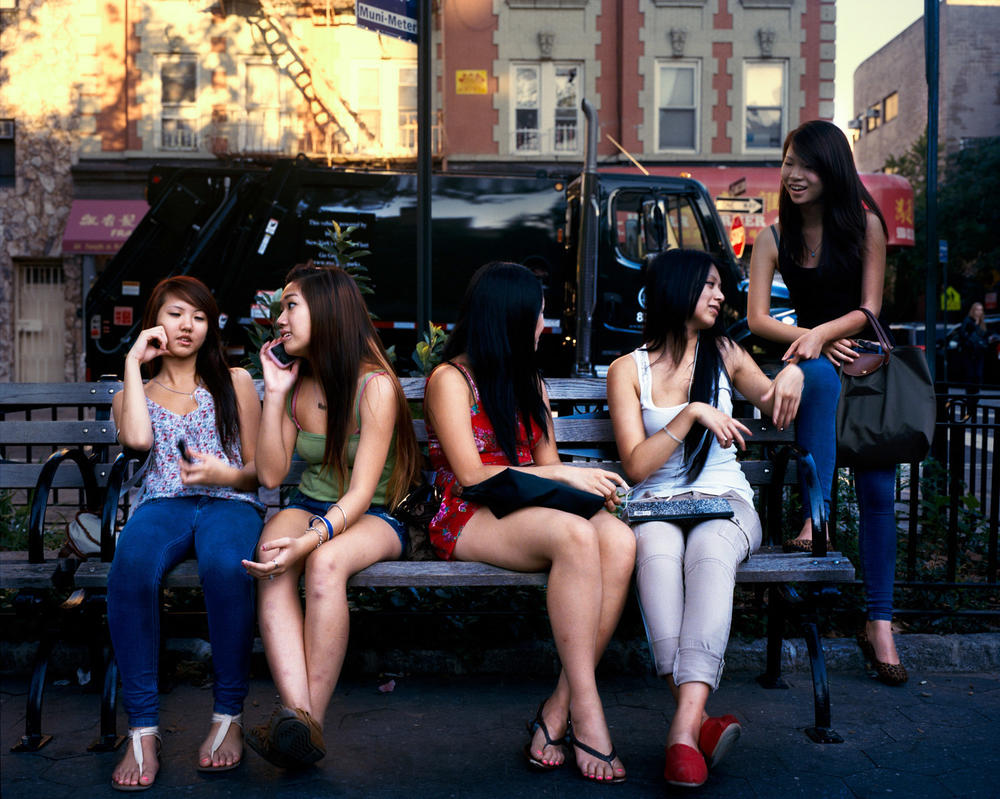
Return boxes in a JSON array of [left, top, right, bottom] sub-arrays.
[[835, 309, 936, 467]]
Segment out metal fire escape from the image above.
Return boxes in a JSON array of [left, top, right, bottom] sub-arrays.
[[247, 0, 376, 156]]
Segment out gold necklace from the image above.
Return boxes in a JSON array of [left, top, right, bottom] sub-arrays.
[[152, 378, 198, 401]]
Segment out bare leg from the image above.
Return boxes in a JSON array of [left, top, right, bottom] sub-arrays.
[[455, 506, 624, 781], [301, 516, 402, 725], [255, 509, 312, 710], [665, 677, 710, 749], [537, 512, 635, 767]]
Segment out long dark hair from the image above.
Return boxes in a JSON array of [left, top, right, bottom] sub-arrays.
[[642, 249, 730, 482], [441, 262, 549, 465], [140, 276, 239, 458], [286, 263, 420, 508], [778, 120, 887, 278]]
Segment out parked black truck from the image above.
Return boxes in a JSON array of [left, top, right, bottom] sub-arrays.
[[84, 146, 738, 379]]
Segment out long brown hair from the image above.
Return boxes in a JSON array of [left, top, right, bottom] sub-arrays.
[[140, 276, 240, 457], [778, 120, 887, 279], [286, 263, 420, 507]]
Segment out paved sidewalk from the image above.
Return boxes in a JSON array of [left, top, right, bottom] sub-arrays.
[[2, 668, 997, 798]]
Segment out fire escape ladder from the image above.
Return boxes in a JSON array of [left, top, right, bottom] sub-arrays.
[[249, 1, 377, 154]]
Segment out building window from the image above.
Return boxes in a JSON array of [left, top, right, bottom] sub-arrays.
[[0, 118, 13, 188], [243, 63, 295, 153], [744, 61, 785, 150], [352, 61, 425, 154], [398, 66, 417, 150], [866, 102, 881, 132], [159, 55, 198, 151], [511, 62, 582, 155], [656, 62, 699, 151], [883, 92, 898, 123]]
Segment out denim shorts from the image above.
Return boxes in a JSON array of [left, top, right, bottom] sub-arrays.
[[286, 489, 409, 556]]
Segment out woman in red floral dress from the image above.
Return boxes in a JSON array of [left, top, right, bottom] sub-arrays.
[[424, 262, 636, 784]]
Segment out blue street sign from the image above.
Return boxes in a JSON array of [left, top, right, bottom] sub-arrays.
[[939, 239, 948, 263], [356, 0, 418, 44]]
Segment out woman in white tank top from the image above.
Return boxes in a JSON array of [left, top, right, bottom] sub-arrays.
[[607, 249, 803, 788]]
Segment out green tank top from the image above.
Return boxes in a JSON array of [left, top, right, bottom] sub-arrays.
[[287, 371, 396, 505]]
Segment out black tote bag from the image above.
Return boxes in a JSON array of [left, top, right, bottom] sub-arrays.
[[835, 308, 936, 468], [460, 468, 606, 519]]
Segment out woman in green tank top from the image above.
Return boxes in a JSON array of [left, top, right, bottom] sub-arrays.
[[242, 264, 421, 769]]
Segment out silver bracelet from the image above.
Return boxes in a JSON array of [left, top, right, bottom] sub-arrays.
[[308, 515, 335, 548], [663, 426, 684, 445], [331, 503, 348, 535]]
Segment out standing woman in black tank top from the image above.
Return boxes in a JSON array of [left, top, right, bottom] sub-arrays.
[[748, 120, 907, 686]]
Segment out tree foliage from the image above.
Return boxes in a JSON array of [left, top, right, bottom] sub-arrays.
[[884, 134, 1000, 320]]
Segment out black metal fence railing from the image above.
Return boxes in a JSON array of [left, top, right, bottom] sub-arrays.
[[827, 384, 1000, 623]]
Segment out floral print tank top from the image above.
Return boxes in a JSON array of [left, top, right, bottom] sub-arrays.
[[133, 385, 262, 510]]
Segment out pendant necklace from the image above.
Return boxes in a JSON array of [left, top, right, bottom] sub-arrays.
[[152, 378, 198, 401]]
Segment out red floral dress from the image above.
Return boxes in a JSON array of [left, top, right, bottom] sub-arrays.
[[425, 362, 544, 560]]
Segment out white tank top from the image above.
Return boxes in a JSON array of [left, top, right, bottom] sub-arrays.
[[630, 347, 754, 506]]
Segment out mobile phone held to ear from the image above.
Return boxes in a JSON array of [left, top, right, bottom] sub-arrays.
[[177, 437, 194, 463], [266, 341, 297, 369]]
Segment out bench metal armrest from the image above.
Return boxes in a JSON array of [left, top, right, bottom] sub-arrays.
[[770, 444, 829, 557], [100, 449, 148, 562], [28, 448, 100, 564]]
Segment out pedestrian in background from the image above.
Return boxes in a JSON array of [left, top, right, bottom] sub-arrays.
[[748, 120, 908, 686], [958, 301, 989, 416]]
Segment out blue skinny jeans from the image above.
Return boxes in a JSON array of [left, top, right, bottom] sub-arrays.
[[795, 357, 898, 620], [107, 496, 264, 727]]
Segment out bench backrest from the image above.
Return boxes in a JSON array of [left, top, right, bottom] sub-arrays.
[[0, 377, 797, 494]]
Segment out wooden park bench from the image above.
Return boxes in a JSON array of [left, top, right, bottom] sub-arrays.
[[1, 377, 854, 753]]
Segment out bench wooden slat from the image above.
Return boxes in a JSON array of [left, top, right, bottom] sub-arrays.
[[0, 421, 119, 446], [0, 462, 117, 490], [71, 549, 853, 590], [0, 383, 122, 407]]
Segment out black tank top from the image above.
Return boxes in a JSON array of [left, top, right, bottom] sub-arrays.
[[772, 225, 862, 330]]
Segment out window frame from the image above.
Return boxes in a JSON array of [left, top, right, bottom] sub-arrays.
[[883, 92, 898, 123], [0, 117, 14, 188], [509, 61, 583, 156], [654, 59, 700, 154], [157, 53, 200, 152], [351, 59, 419, 154], [742, 59, 787, 154]]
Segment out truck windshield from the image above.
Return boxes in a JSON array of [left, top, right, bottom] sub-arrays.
[[611, 190, 708, 265]]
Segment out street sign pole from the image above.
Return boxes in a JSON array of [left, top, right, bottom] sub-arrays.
[[925, 0, 939, 382], [416, 0, 432, 342]]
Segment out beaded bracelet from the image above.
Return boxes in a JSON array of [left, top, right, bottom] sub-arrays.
[[308, 515, 335, 549]]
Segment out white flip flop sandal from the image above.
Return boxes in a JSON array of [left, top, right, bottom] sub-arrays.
[[196, 712, 244, 772], [112, 726, 161, 792]]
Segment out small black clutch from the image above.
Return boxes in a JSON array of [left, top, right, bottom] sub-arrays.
[[460, 468, 606, 519]]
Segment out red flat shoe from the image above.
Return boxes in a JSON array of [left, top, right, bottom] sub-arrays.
[[664, 743, 707, 788], [698, 714, 742, 769]]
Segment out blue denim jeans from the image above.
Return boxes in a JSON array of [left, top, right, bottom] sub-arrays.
[[795, 357, 898, 619], [107, 496, 264, 727]]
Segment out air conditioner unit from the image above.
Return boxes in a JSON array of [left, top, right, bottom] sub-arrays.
[[0, 119, 14, 139]]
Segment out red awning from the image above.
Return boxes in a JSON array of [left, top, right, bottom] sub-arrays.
[[62, 200, 148, 254]]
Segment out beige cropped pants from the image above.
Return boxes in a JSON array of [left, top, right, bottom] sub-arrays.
[[632, 491, 761, 690]]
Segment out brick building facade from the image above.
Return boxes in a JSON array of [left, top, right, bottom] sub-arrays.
[[851, 0, 1000, 173], [1, 0, 834, 382]]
